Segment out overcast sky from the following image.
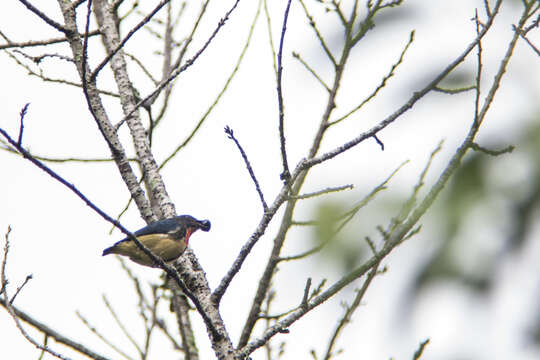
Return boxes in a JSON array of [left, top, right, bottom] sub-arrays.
[[1, 1, 540, 359]]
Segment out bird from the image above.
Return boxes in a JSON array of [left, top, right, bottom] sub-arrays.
[[102, 215, 211, 267]]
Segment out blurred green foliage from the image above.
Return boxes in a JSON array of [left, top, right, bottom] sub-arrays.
[[413, 114, 540, 297], [311, 201, 367, 272]]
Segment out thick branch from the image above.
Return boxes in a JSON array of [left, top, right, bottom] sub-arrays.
[[56, 0, 155, 222]]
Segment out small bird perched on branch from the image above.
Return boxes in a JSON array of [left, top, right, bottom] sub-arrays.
[[102, 215, 211, 267]]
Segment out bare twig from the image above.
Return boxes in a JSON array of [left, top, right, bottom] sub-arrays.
[[159, 0, 261, 169], [170, 287, 197, 360], [290, 184, 353, 200], [12, 49, 74, 64], [1, 227, 11, 297], [0, 144, 137, 163], [142, 287, 160, 359], [298, 0, 337, 66], [470, 142, 514, 156], [433, 85, 476, 94], [103, 295, 143, 357], [331, 0, 347, 26], [91, 0, 170, 81], [412, 339, 430, 360], [372, 134, 384, 150], [263, 0, 278, 75], [0, 30, 100, 50], [18, 0, 69, 33], [329, 30, 415, 126], [473, 10, 483, 126], [17, 103, 29, 146], [518, 30, 540, 56], [76, 311, 132, 360], [276, 0, 293, 183], [224, 126, 268, 211], [292, 51, 331, 92], [115, 0, 242, 131], [3, 50, 119, 98], [9, 274, 32, 305], [211, 183, 291, 304], [125, 52, 159, 85], [301, 278, 312, 310], [280, 161, 407, 262], [1, 229, 81, 360], [390, 142, 443, 233], [483, 0, 492, 18], [323, 265, 379, 360], [152, 0, 209, 126]]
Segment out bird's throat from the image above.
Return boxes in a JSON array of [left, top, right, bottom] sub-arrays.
[[185, 228, 193, 246]]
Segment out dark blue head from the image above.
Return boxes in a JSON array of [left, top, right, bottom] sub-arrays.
[[177, 215, 211, 232]]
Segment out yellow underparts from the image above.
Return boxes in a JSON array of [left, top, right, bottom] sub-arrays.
[[108, 234, 186, 267]]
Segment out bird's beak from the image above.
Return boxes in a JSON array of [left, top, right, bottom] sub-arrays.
[[198, 219, 211, 232]]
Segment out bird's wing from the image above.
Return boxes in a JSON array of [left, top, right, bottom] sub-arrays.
[[133, 218, 184, 237], [104, 233, 186, 266]]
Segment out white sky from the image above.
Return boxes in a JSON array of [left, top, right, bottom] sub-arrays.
[[1, 0, 540, 359]]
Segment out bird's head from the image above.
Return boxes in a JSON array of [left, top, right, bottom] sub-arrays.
[[175, 215, 211, 246], [177, 215, 211, 232]]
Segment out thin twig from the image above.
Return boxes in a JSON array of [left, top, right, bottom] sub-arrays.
[[152, 0, 209, 126], [331, 0, 347, 26], [0, 144, 137, 163], [323, 265, 379, 360], [211, 183, 291, 304], [103, 295, 143, 357], [4, 50, 119, 98], [292, 51, 331, 92], [276, 0, 293, 183], [412, 339, 430, 360], [473, 10, 483, 126], [76, 311, 132, 360], [470, 142, 514, 156], [329, 30, 415, 126], [12, 49, 74, 64], [0, 30, 100, 50], [385, 142, 443, 240], [9, 274, 33, 305], [91, 0, 170, 81], [1, 227, 11, 297], [114, 0, 241, 131], [433, 85, 476, 94], [263, 0, 278, 75], [224, 126, 268, 211], [1, 230, 78, 360], [518, 31, 540, 56], [159, 1, 261, 169], [372, 134, 384, 150], [18, 0, 69, 33], [142, 287, 160, 359], [125, 53, 158, 85], [17, 103, 29, 146], [290, 184, 353, 200], [298, 0, 337, 66], [280, 161, 407, 262], [301, 278, 311, 310]]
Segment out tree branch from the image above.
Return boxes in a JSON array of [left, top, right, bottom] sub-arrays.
[[224, 126, 268, 212], [276, 0, 293, 183]]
